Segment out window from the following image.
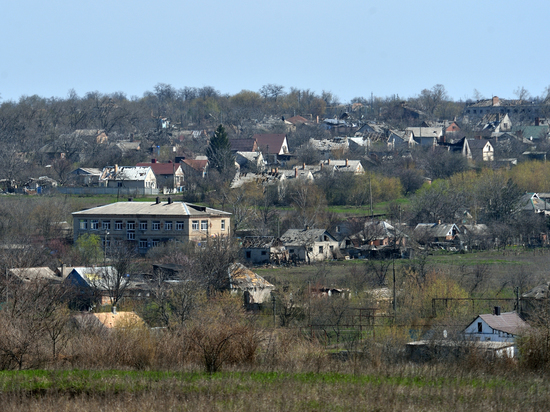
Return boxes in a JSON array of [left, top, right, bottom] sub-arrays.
[[117, 182, 123, 187], [319, 246, 324, 254], [152, 239, 160, 247], [91, 220, 99, 230], [201, 220, 208, 231], [261, 250, 267, 255], [192, 220, 199, 231], [102, 221, 111, 230], [221, 220, 226, 231], [139, 221, 147, 230], [102, 238, 111, 247], [79, 220, 88, 230], [115, 221, 123, 230], [246, 251, 251, 259], [152, 221, 160, 230], [127, 232, 135, 240], [127, 221, 135, 230], [176, 221, 185, 230], [164, 221, 172, 231], [139, 239, 148, 249], [478, 322, 482, 333]]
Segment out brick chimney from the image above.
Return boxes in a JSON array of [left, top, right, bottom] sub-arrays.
[[151, 158, 157, 163], [345, 159, 349, 167], [294, 167, 298, 178], [492, 96, 500, 106]]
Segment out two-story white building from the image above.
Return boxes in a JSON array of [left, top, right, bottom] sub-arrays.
[[72, 199, 231, 253]]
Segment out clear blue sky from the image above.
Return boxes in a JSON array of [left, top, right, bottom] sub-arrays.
[[1, 0, 548, 103]]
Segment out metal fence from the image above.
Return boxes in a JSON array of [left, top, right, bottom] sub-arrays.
[[57, 187, 159, 196]]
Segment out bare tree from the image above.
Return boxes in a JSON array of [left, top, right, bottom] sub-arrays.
[[98, 242, 136, 308]]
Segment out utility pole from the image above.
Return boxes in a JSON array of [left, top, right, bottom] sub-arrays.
[[369, 175, 373, 217], [272, 294, 276, 327], [392, 242, 396, 313]]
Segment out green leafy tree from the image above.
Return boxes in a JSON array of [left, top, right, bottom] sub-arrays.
[[206, 124, 235, 177], [75, 234, 102, 266]]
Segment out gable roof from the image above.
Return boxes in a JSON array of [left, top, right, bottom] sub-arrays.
[[228, 263, 275, 291], [101, 166, 154, 181], [319, 159, 364, 173], [180, 159, 208, 172], [136, 162, 182, 175], [512, 125, 549, 140], [520, 193, 550, 212], [466, 139, 492, 150], [253, 134, 288, 154], [70, 167, 102, 176], [414, 223, 460, 238], [229, 138, 257, 152], [8, 267, 61, 283], [405, 127, 443, 138], [476, 312, 529, 335], [280, 229, 337, 246], [286, 115, 311, 125], [242, 236, 278, 249]]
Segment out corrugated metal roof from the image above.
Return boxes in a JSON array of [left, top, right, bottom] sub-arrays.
[[478, 312, 530, 335]]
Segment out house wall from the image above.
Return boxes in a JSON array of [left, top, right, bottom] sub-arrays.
[[464, 104, 544, 124], [464, 317, 516, 343], [483, 144, 494, 161], [106, 179, 156, 189], [73, 214, 230, 253], [243, 248, 270, 264], [287, 240, 339, 262]]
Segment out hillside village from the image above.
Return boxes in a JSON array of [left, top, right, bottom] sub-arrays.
[[1, 84, 550, 371]]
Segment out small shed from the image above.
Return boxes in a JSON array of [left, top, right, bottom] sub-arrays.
[[228, 263, 275, 306]]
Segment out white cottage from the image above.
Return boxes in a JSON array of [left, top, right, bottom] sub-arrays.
[[463, 309, 529, 357]]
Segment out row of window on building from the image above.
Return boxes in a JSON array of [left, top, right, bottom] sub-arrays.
[[102, 238, 166, 248], [80, 219, 226, 232]]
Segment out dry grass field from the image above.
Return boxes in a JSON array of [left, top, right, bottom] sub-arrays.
[[0, 366, 548, 411]]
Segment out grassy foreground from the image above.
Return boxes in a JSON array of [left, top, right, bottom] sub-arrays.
[[0, 368, 548, 411]]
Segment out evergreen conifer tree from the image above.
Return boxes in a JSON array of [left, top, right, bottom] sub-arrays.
[[206, 124, 234, 176]]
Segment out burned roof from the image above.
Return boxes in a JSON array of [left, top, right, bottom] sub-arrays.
[[242, 236, 278, 249], [228, 263, 274, 290], [523, 282, 550, 300], [280, 229, 337, 246], [101, 166, 153, 181], [414, 223, 460, 238]]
